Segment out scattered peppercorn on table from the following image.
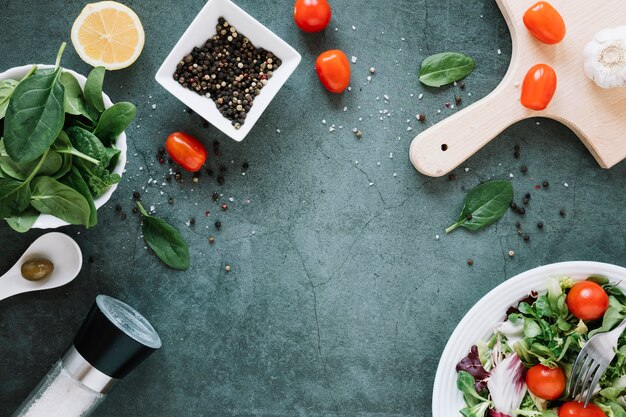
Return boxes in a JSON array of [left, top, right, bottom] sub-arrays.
[[0, 0, 625, 416]]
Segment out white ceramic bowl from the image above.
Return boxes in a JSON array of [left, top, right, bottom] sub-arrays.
[[0, 64, 127, 230], [155, 0, 302, 142], [432, 261, 626, 417]]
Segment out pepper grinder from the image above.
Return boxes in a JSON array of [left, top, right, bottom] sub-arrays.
[[12, 295, 162, 417]]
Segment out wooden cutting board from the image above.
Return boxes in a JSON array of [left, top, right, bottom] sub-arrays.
[[409, 0, 626, 177]]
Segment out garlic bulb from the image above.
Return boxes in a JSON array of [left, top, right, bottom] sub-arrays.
[[584, 26, 626, 88]]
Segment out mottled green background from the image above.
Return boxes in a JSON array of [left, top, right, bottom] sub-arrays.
[[0, 0, 624, 416]]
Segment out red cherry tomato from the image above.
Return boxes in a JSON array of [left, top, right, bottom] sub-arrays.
[[523, 1, 566, 45], [559, 402, 606, 417], [294, 0, 332, 33], [165, 132, 207, 172], [521, 64, 557, 110], [315, 50, 350, 93], [567, 281, 609, 321], [525, 364, 565, 400]]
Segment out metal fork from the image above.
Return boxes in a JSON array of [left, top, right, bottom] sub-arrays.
[[568, 318, 626, 405]]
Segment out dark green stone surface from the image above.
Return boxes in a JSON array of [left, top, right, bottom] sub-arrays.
[[0, 0, 624, 416]]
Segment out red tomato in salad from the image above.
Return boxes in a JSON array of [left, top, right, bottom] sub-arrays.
[[521, 63, 557, 111], [315, 50, 350, 93], [559, 402, 606, 417], [567, 281, 609, 321], [165, 132, 207, 172], [523, 1, 566, 45], [525, 364, 565, 400], [294, 0, 332, 33]]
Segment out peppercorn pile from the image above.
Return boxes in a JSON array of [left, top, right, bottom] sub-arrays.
[[173, 17, 282, 129]]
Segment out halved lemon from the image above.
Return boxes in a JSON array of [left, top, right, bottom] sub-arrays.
[[71, 1, 145, 70]]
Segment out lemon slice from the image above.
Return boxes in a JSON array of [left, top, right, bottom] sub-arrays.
[[71, 1, 145, 70]]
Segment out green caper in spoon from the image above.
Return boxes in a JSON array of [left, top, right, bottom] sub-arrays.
[[21, 259, 54, 281]]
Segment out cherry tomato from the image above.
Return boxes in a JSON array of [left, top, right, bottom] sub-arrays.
[[525, 364, 565, 400], [567, 281, 609, 321], [294, 0, 332, 33], [165, 132, 207, 172], [523, 1, 566, 45], [520, 63, 557, 110], [559, 402, 606, 417], [315, 50, 350, 93]]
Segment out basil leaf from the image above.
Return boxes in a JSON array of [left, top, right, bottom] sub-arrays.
[[66, 126, 107, 164], [60, 71, 91, 120], [6, 206, 39, 233], [61, 167, 97, 228], [30, 176, 90, 226], [419, 52, 476, 87], [137, 202, 190, 270], [0, 79, 19, 119], [93, 102, 136, 146], [3, 68, 65, 163], [446, 180, 513, 233], [84, 66, 106, 121]]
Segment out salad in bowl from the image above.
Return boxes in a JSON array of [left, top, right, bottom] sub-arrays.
[[456, 276, 626, 417]]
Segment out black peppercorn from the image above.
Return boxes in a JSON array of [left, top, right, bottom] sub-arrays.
[[217, 175, 225, 185], [517, 207, 526, 215], [523, 234, 530, 242], [514, 151, 520, 159], [521, 166, 528, 173], [132, 207, 139, 214], [168, 198, 174, 204], [466, 213, 473, 220], [215, 220, 222, 229], [448, 173, 457, 181], [560, 209, 566, 217], [537, 222, 544, 229], [115, 204, 122, 212], [212, 192, 220, 201], [522, 197, 529, 205], [133, 191, 141, 200], [190, 217, 196, 225], [467, 258, 474, 266], [511, 202, 517, 210], [515, 221, 521, 229], [542, 181, 549, 188], [242, 162, 249, 170], [525, 193, 531, 199]]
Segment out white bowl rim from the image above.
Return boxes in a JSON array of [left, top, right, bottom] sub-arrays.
[[0, 64, 127, 230], [432, 261, 626, 417], [154, 0, 302, 142]]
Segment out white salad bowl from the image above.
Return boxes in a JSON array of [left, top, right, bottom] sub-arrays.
[[432, 261, 626, 417], [0, 64, 127, 230], [155, 0, 302, 142]]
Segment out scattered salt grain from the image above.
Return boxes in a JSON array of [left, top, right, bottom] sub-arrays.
[[418, 93, 424, 99], [352, 25, 356, 30], [351, 56, 358, 63], [151, 104, 157, 110], [464, 167, 470, 172], [322, 119, 326, 124], [343, 106, 348, 112]]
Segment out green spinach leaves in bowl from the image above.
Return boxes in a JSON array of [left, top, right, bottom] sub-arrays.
[[0, 43, 135, 232]]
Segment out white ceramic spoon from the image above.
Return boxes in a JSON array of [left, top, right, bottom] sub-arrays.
[[0, 232, 83, 301]]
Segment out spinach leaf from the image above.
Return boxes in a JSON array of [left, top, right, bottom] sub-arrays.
[[0, 66, 35, 120], [60, 71, 90, 120], [30, 176, 90, 226], [137, 202, 190, 270], [75, 158, 120, 197], [3, 44, 67, 163], [0, 148, 50, 217], [92, 102, 136, 146], [52, 152, 73, 180], [62, 167, 97, 228], [0, 79, 19, 119], [0, 178, 31, 217], [52, 131, 100, 165], [446, 180, 513, 233], [65, 115, 96, 131], [6, 206, 39, 233], [84, 66, 106, 121], [419, 52, 476, 87], [66, 126, 107, 164], [103, 147, 121, 170]]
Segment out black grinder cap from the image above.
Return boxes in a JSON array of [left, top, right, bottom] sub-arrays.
[[73, 295, 162, 379]]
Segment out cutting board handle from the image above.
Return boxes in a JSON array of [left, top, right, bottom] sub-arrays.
[[409, 85, 527, 177]]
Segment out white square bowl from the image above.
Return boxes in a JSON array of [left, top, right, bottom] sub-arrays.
[[155, 0, 301, 142]]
